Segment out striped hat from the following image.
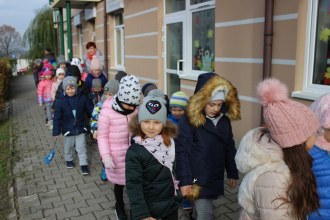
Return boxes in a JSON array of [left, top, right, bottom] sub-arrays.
[[170, 91, 189, 110]]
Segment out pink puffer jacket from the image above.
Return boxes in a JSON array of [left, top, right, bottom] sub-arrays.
[[97, 98, 138, 185], [37, 79, 54, 104], [51, 79, 62, 100]]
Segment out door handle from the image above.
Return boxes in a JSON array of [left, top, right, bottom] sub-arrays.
[[177, 59, 184, 76]]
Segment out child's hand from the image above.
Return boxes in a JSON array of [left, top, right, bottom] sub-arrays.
[[39, 103, 43, 107], [92, 131, 97, 140], [142, 218, 156, 220], [228, 179, 237, 188], [180, 185, 192, 197], [103, 156, 115, 169]]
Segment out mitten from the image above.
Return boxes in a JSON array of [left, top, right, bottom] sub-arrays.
[[103, 156, 115, 169]]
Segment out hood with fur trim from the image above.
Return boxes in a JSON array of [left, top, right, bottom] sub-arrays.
[[187, 73, 240, 127]]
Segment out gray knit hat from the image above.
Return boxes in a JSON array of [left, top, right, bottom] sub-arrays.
[[62, 76, 78, 91], [92, 78, 102, 91], [104, 79, 119, 95], [138, 89, 167, 125], [117, 75, 142, 106]]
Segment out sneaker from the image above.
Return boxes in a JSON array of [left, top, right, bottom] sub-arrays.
[[81, 165, 90, 175], [115, 203, 127, 220], [66, 161, 75, 169], [182, 198, 193, 210], [100, 167, 107, 181]]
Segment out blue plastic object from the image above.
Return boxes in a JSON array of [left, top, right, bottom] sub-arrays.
[[44, 149, 55, 165]]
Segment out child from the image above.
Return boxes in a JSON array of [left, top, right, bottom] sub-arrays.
[[97, 75, 141, 220], [308, 92, 330, 219], [85, 56, 107, 92], [51, 68, 65, 100], [175, 72, 240, 219], [52, 76, 94, 175], [141, 82, 171, 115], [235, 78, 320, 219], [37, 67, 54, 128], [90, 79, 119, 181], [168, 91, 189, 125], [126, 91, 181, 220], [90, 78, 104, 106], [33, 59, 43, 87]]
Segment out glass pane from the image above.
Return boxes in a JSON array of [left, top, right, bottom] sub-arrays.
[[166, 73, 180, 96], [190, 0, 211, 5], [166, 0, 185, 14], [192, 9, 215, 72], [313, 0, 330, 85], [115, 14, 123, 25], [116, 29, 122, 65], [166, 22, 183, 70]]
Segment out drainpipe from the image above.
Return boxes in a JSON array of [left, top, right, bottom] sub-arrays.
[[261, 0, 274, 125], [103, 0, 108, 78], [263, 0, 274, 79], [66, 1, 73, 60], [59, 8, 65, 55]]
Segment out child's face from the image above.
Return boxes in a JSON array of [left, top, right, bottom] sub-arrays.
[[305, 134, 316, 151], [104, 93, 113, 99], [65, 85, 76, 97], [171, 106, 185, 120], [204, 100, 223, 117], [59, 63, 66, 69], [44, 74, 52, 80], [324, 128, 330, 142], [92, 70, 101, 78], [57, 73, 65, 81], [141, 120, 163, 138], [121, 103, 135, 111]]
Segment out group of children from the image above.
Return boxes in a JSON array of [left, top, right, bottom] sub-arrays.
[[36, 56, 330, 220]]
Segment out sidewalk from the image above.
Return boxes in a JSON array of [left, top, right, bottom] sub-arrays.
[[9, 74, 241, 220]]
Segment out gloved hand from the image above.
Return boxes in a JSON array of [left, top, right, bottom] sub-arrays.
[[103, 156, 115, 169]]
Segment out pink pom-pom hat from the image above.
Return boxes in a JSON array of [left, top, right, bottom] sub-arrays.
[[257, 78, 319, 148]]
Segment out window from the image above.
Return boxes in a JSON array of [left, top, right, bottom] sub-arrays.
[[114, 13, 125, 69], [294, 0, 330, 99]]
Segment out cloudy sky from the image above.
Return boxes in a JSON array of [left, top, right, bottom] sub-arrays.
[[0, 0, 48, 36]]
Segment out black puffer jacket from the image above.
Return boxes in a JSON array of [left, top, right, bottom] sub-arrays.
[[125, 143, 181, 220]]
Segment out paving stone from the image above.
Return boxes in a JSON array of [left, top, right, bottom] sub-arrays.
[[79, 203, 103, 215], [56, 208, 80, 219], [71, 212, 96, 220]]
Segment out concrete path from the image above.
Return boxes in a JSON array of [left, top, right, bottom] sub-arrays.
[[9, 74, 241, 220]]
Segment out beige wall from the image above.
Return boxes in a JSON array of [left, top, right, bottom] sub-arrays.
[[63, 0, 311, 141]]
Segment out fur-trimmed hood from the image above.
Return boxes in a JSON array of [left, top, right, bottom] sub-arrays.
[[187, 73, 240, 127]]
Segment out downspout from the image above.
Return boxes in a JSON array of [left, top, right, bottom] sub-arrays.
[[263, 0, 274, 79], [261, 0, 274, 125], [103, 0, 109, 78], [66, 1, 73, 60], [59, 8, 65, 55]]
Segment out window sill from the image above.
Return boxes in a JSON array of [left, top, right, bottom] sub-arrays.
[[291, 91, 323, 101]]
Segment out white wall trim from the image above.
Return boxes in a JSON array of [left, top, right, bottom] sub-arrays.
[[181, 84, 195, 91], [97, 7, 104, 13], [215, 57, 296, 65], [96, 39, 104, 43], [96, 24, 104, 29], [83, 29, 88, 32], [72, 33, 77, 36], [124, 7, 158, 20], [125, 32, 158, 39], [215, 57, 263, 64], [239, 95, 259, 103], [215, 13, 298, 28], [125, 55, 158, 59], [136, 76, 158, 83]]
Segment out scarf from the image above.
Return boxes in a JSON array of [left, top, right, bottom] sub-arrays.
[[133, 135, 179, 194], [112, 95, 135, 115], [87, 51, 96, 61]]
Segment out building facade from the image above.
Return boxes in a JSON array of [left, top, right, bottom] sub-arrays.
[[51, 0, 330, 141]]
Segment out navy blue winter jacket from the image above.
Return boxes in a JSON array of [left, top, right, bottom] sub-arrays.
[[52, 92, 93, 136], [85, 73, 108, 92]]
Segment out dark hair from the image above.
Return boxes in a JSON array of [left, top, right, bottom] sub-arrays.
[[86, 42, 96, 49], [282, 145, 320, 220], [45, 48, 52, 52], [129, 115, 177, 146]]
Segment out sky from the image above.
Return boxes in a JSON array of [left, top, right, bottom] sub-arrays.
[[0, 0, 49, 36]]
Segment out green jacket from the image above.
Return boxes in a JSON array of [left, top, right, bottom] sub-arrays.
[[125, 143, 181, 220]]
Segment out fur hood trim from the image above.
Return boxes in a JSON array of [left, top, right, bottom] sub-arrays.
[[187, 74, 240, 127]]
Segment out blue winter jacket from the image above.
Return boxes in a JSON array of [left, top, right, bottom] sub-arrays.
[[168, 114, 179, 125], [52, 91, 93, 137], [85, 73, 108, 92], [309, 146, 330, 220]]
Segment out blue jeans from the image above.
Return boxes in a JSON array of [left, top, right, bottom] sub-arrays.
[[192, 199, 213, 220]]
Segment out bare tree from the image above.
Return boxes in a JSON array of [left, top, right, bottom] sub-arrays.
[[0, 25, 22, 58]]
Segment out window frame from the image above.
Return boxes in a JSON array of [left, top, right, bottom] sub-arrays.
[[114, 13, 125, 70], [293, 0, 330, 100]]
